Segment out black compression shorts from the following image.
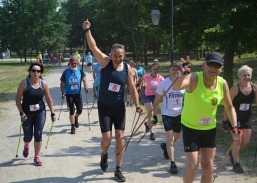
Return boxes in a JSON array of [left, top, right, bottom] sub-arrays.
[[182, 124, 216, 152], [98, 102, 126, 133]]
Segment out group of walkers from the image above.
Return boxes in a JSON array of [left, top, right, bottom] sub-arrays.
[[15, 19, 256, 183]]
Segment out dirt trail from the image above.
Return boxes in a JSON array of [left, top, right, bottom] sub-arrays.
[[0, 64, 256, 183]]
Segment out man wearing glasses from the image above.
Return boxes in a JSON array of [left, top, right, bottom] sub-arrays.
[[60, 57, 88, 134]]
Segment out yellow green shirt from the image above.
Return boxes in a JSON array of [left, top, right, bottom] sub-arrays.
[[181, 72, 224, 130]]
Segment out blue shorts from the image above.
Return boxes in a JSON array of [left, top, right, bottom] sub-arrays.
[[22, 110, 46, 142], [144, 95, 155, 104]]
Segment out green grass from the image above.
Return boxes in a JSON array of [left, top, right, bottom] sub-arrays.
[[0, 60, 54, 116]]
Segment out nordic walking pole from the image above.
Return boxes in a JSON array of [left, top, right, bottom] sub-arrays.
[[58, 98, 64, 120], [213, 142, 233, 182], [130, 111, 138, 132], [15, 122, 22, 158], [85, 93, 91, 130], [45, 123, 54, 149], [125, 112, 141, 151], [117, 74, 182, 156], [88, 97, 96, 116], [252, 145, 257, 169]]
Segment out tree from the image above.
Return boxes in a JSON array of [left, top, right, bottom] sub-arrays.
[[0, 0, 70, 62], [173, 0, 257, 86]]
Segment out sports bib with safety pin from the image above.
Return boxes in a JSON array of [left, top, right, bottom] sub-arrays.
[[150, 80, 158, 93], [30, 104, 40, 111], [71, 84, 78, 90], [239, 103, 250, 111], [198, 117, 212, 126], [171, 98, 183, 105], [108, 83, 121, 92]]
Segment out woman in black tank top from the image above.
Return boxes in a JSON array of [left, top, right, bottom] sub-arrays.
[[224, 65, 257, 173], [16, 63, 56, 166]]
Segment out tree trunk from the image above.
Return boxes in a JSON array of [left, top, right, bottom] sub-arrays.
[[143, 29, 148, 66], [131, 26, 138, 60], [223, 49, 235, 88]]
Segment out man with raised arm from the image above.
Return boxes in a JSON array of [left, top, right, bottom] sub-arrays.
[[82, 19, 143, 182]]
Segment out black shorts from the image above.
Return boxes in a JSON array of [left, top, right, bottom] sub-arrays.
[[162, 115, 181, 133], [98, 102, 126, 133], [66, 94, 83, 115], [182, 124, 216, 152], [238, 119, 252, 129], [87, 63, 92, 66]]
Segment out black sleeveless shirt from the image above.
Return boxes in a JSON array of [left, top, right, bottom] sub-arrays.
[[98, 61, 128, 105], [233, 83, 255, 122], [22, 78, 45, 114]]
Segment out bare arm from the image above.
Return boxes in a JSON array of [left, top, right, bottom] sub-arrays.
[[43, 81, 55, 115], [127, 65, 140, 108], [60, 81, 65, 94], [172, 73, 197, 92], [252, 83, 257, 105], [82, 76, 88, 89], [222, 80, 237, 127], [16, 80, 25, 114], [223, 84, 237, 121], [82, 19, 110, 68]]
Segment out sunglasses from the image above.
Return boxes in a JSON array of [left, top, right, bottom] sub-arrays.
[[207, 62, 222, 69], [31, 69, 41, 73], [71, 63, 77, 65]]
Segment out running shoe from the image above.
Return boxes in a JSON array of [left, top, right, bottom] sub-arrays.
[[144, 122, 149, 132], [160, 143, 169, 160], [233, 163, 245, 173], [229, 150, 234, 165], [150, 133, 156, 141], [100, 152, 108, 172], [71, 126, 76, 134], [170, 161, 178, 174], [23, 146, 29, 158], [75, 116, 79, 128], [34, 156, 42, 166], [114, 168, 126, 182]]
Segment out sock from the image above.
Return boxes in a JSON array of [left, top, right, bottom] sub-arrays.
[[24, 144, 29, 149], [116, 166, 121, 171]]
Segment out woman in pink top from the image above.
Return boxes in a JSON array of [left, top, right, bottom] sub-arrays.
[[138, 63, 164, 140]]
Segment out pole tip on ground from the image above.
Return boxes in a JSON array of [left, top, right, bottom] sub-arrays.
[[16, 155, 18, 158]]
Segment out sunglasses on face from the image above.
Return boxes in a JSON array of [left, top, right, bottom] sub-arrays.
[[31, 69, 41, 73], [71, 63, 77, 65], [207, 62, 222, 69]]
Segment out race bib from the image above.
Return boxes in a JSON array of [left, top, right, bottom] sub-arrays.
[[30, 104, 40, 111], [198, 117, 212, 126], [108, 83, 121, 92], [171, 98, 183, 105], [239, 103, 250, 111], [71, 84, 78, 90], [150, 80, 158, 93]]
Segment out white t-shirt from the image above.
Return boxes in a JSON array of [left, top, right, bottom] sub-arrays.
[[155, 77, 185, 116]]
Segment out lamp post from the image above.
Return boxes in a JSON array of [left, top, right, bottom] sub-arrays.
[[151, 0, 174, 63]]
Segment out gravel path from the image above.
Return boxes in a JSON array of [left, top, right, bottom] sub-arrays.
[[0, 64, 256, 183]]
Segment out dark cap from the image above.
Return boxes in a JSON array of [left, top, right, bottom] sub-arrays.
[[170, 61, 181, 68], [205, 52, 223, 66], [69, 57, 78, 63]]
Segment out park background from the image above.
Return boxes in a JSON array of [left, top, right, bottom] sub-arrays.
[[0, 0, 257, 177]]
